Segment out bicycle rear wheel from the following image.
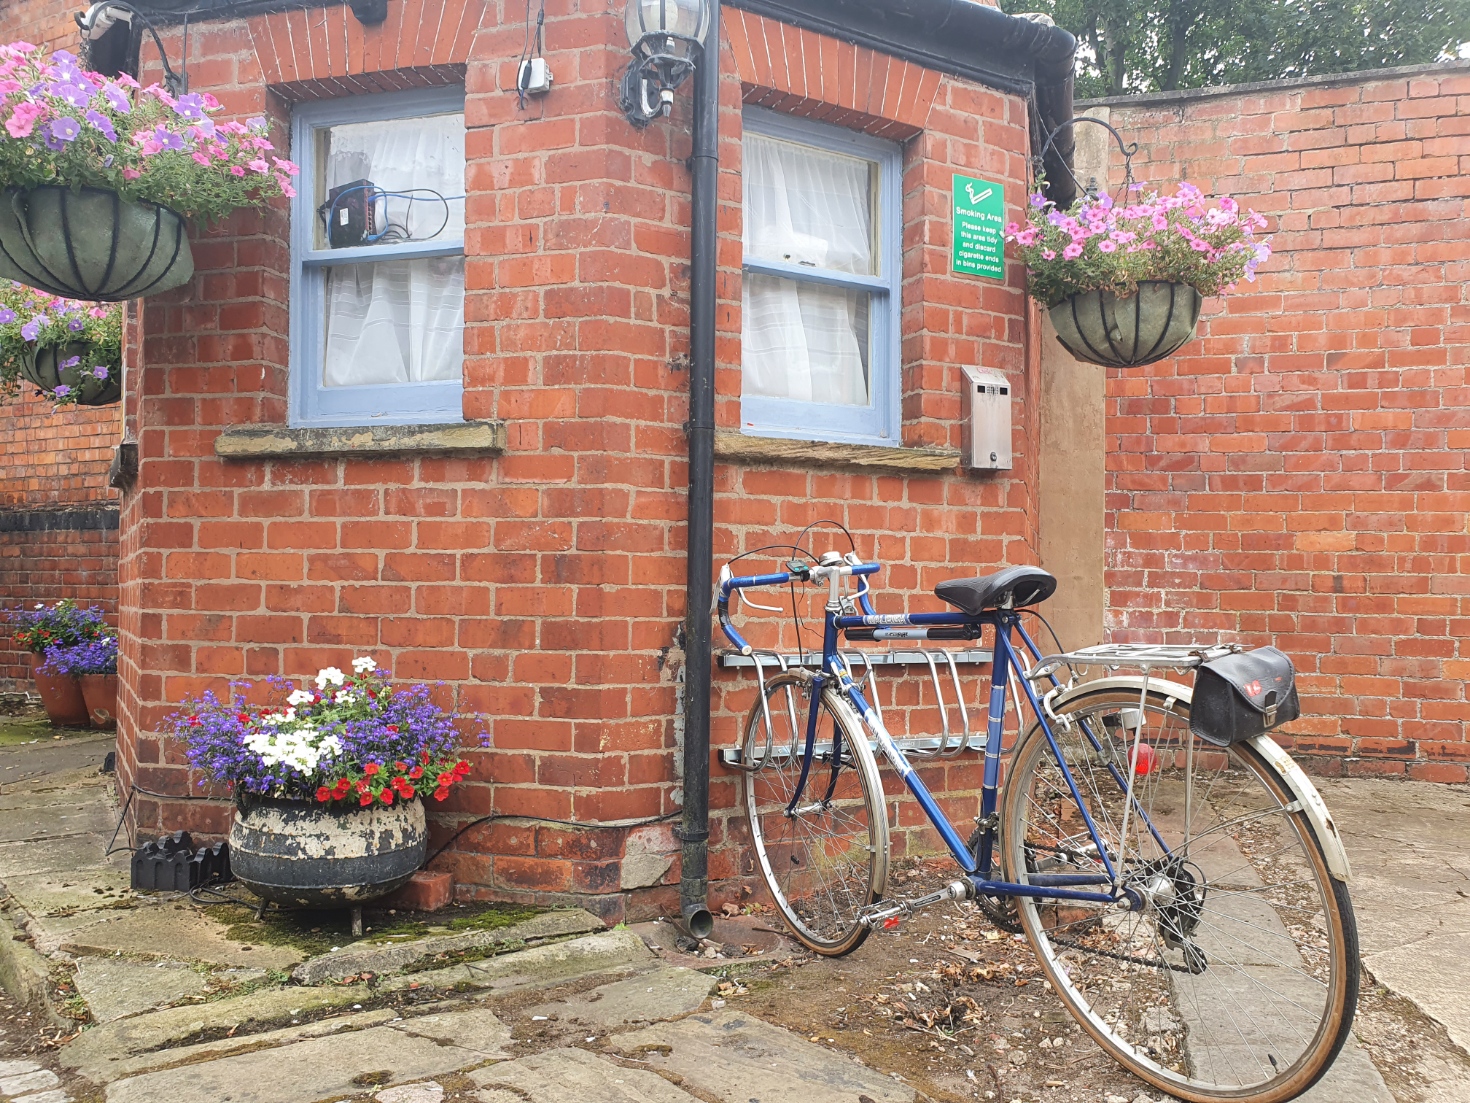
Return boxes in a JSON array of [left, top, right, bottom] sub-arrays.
[[740, 671, 888, 956], [1001, 683, 1358, 1103]]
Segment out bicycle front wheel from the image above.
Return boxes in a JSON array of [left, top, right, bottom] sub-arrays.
[[1002, 683, 1358, 1103], [740, 671, 888, 956]]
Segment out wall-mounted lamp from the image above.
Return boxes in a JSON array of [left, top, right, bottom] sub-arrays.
[[618, 0, 711, 127], [76, 0, 186, 95]]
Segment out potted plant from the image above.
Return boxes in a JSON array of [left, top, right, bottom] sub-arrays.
[[42, 634, 119, 728], [168, 658, 478, 916], [0, 282, 121, 406], [0, 42, 298, 301], [5, 599, 110, 725], [1005, 181, 1271, 367]]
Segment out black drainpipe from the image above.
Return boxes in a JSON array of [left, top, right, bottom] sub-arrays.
[[678, 0, 719, 941]]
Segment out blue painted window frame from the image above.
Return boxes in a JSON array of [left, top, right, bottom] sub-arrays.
[[289, 87, 467, 428], [740, 108, 903, 446]]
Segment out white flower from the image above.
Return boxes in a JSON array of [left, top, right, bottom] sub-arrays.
[[260, 708, 296, 725], [287, 689, 314, 707], [334, 689, 355, 704], [315, 667, 345, 689], [351, 656, 377, 673]]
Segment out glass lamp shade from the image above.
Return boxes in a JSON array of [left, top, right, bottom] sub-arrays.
[[624, 0, 711, 58]]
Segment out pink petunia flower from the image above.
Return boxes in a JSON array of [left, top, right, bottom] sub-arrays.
[[1062, 242, 1083, 260]]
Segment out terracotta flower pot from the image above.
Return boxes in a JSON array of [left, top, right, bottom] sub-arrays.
[[79, 673, 119, 729], [31, 658, 89, 727]]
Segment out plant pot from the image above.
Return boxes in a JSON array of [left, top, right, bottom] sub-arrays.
[[1048, 280, 1203, 368], [229, 796, 427, 908], [20, 341, 122, 406], [0, 186, 194, 302], [31, 658, 89, 727], [79, 673, 119, 729]]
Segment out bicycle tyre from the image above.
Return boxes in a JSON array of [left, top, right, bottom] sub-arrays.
[[740, 671, 888, 956], [1001, 682, 1359, 1103]]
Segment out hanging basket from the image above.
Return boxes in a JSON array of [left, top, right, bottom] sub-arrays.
[[19, 340, 122, 406], [0, 186, 194, 302], [1048, 280, 1203, 368]]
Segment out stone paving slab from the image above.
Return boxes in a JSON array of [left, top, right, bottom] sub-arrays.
[[525, 966, 714, 1027], [58, 904, 303, 971], [75, 958, 210, 1023], [292, 908, 606, 984], [609, 1010, 914, 1103], [0, 797, 116, 843], [69, 1008, 402, 1084], [0, 834, 119, 877], [388, 1007, 512, 1059], [103, 1023, 489, 1103], [473, 1047, 700, 1103], [60, 981, 373, 1080], [6, 869, 134, 932], [381, 929, 653, 997]]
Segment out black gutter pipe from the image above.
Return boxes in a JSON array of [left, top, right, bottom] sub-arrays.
[[678, 0, 719, 942]]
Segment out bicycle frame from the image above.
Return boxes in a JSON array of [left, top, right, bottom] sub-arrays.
[[720, 561, 1163, 908]]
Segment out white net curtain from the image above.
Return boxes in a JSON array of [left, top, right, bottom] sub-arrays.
[[319, 113, 465, 389], [741, 133, 876, 407]]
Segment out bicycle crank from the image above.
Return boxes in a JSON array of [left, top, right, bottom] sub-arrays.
[[859, 880, 972, 928]]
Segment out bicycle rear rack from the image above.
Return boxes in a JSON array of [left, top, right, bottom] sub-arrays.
[[720, 647, 991, 769], [1024, 642, 1240, 683]]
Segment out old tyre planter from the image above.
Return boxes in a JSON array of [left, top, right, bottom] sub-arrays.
[[31, 659, 88, 727], [1049, 280, 1202, 368], [229, 796, 427, 908], [0, 186, 194, 301], [20, 341, 122, 406], [79, 673, 119, 729]]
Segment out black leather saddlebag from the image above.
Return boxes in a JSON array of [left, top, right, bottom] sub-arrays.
[[1189, 647, 1300, 747]]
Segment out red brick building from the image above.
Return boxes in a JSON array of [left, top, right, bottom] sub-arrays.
[[0, 0, 1465, 923]]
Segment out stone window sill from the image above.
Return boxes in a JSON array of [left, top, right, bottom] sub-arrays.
[[713, 431, 962, 473], [214, 421, 507, 459]]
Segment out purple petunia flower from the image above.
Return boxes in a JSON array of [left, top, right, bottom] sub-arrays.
[[67, 318, 84, 331], [45, 116, 79, 145], [103, 85, 130, 114], [151, 125, 184, 152], [49, 81, 90, 108], [52, 384, 71, 397], [173, 92, 206, 121], [247, 116, 267, 131], [60, 355, 80, 368], [20, 319, 41, 341], [84, 109, 115, 142], [0, 308, 14, 325], [92, 365, 109, 379]]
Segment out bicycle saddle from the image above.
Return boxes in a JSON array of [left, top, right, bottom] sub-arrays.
[[934, 565, 1057, 613]]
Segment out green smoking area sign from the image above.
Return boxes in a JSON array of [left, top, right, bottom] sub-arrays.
[[952, 174, 1005, 279]]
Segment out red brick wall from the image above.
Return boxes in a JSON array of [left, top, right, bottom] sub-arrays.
[[50, 0, 1047, 917], [1099, 63, 1470, 781]]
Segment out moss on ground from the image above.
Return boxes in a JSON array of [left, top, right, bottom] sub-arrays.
[[216, 900, 543, 959], [0, 709, 97, 746]]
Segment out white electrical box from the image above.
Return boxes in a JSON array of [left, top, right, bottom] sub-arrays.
[[517, 58, 553, 95], [960, 365, 1012, 470]]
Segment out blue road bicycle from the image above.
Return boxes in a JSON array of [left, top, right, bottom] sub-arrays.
[[717, 542, 1359, 1103]]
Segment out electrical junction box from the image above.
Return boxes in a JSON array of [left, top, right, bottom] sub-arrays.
[[960, 365, 1012, 470], [518, 58, 553, 95]]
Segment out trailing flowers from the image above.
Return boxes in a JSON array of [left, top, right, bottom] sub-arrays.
[[0, 41, 298, 224], [170, 658, 478, 807], [0, 281, 121, 405], [1004, 180, 1272, 307]]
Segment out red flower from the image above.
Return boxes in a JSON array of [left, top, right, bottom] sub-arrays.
[[315, 787, 331, 802], [454, 760, 471, 777], [236, 712, 250, 723], [359, 793, 373, 807], [334, 778, 351, 794], [387, 724, 398, 733], [420, 751, 430, 764], [364, 763, 380, 776], [433, 787, 449, 801], [408, 765, 423, 780], [393, 760, 408, 771], [436, 773, 452, 787], [356, 779, 370, 794], [380, 788, 394, 805]]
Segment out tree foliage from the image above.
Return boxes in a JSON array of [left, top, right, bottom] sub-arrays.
[[1001, 0, 1470, 97]]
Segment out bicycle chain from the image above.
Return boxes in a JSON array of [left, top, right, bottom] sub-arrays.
[[964, 828, 1201, 973]]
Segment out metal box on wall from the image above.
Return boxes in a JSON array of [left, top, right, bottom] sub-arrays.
[[960, 365, 1012, 470]]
